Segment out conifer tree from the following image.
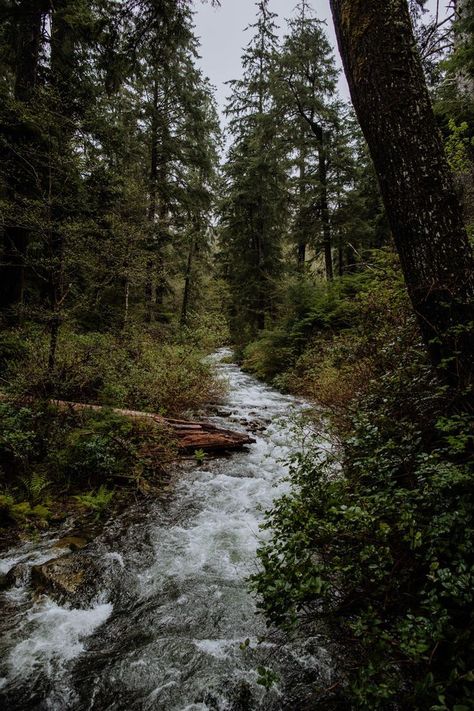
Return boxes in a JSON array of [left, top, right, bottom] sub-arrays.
[[275, 2, 339, 280], [221, 0, 288, 344]]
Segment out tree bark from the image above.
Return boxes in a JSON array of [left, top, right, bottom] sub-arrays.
[[338, 233, 344, 277], [145, 76, 159, 322], [180, 235, 195, 327], [297, 154, 307, 272], [47, 0, 74, 371], [292, 109, 334, 281], [330, 0, 474, 398], [318, 136, 333, 282]]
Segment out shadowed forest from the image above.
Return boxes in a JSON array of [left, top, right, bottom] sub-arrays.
[[0, 0, 474, 709]]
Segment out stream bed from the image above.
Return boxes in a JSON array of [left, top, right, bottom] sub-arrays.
[[0, 350, 331, 710]]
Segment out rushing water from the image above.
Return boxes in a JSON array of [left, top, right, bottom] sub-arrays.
[[0, 350, 331, 710]]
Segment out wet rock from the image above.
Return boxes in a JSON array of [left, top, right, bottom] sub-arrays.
[[31, 553, 101, 603], [0, 572, 10, 591], [240, 418, 268, 434], [53, 536, 88, 551], [3, 562, 29, 589]]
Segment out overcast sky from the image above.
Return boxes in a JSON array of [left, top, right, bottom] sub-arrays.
[[193, 0, 342, 118], [193, 0, 448, 125]]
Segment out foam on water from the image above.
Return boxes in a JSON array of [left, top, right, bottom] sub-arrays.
[[6, 599, 113, 678], [0, 541, 61, 576]]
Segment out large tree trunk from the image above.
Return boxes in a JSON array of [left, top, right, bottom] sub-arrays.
[[330, 0, 474, 398], [297, 155, 307, 272]]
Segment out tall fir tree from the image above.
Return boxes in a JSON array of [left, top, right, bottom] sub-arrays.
[[221, 0, 288, 345], [275, 1, 339, 280]]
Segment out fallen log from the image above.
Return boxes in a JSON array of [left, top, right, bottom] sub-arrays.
[[3, 395, 256, 453]]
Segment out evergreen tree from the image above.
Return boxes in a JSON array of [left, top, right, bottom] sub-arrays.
[[0, 0, 220, 345], [221, 0, 288, 344], [275, 1, 339, 280]]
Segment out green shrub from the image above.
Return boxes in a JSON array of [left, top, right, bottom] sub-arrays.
[[0, 493, 51, 526], [0, 401, 175, 531], [5, 327, 224, 416], [251, 305, 474, 708], [20, 471, 51, 502], [0, 331, 28, 376], [75, 485, 114, 520], [241, 251, 406, 385]]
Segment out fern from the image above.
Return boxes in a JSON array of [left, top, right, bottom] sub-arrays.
[[20, 471, 50, 503]]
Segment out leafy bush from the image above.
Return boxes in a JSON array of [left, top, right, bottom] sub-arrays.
[[253, 355, 474, 707], [4, 327, 224, 416], [250, 254, 474, 708], [75, 485, 114, 520], [0, 331, 28, 376], [0, 319, 224, 535], [241, 251, 406, 386], [0, 402, 175, 532]]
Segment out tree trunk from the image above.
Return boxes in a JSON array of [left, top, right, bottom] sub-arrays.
[[297, 155, 307, 272], [155, 164, 168, 310], [338, 233, 344, 277], [302, 119, 333, 281], [180, 236, 195, 327], [145, 76, 159, 322], [145, 259, 154, 324], [123, 277, 130, 329], [330, 0, 474, 398], [46, 0, 74, 371], [318, 135, 333, 281]]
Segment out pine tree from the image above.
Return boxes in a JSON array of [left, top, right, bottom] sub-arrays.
[[0, 0, 49, 316], [221, 0, 288, 344], [275, 1, 339, 280]]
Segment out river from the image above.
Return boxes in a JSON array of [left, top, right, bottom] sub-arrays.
[[0, 350, 331, 710]]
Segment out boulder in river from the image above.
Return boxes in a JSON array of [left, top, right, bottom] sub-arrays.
[[31, 553, 101, 603], [2, 561, 29, 589]]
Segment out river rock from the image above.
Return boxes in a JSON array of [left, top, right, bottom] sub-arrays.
[[239, 418, 268, 433], [53, 536, 88, 551], [0, 572, 10, 591], [31, 553, 101, 603], [2, 562, 29, 589]]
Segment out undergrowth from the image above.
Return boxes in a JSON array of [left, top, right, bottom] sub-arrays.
[[0, 403, 176, 535], [0, 316, 227, 541], [0, 326, 224, 416], [248, 251, 474, 709]]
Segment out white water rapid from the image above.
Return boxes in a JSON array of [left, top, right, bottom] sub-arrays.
[[0, 350, 332, 710]]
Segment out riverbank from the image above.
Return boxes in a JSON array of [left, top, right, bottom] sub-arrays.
[[244, 258, 474, 708]]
